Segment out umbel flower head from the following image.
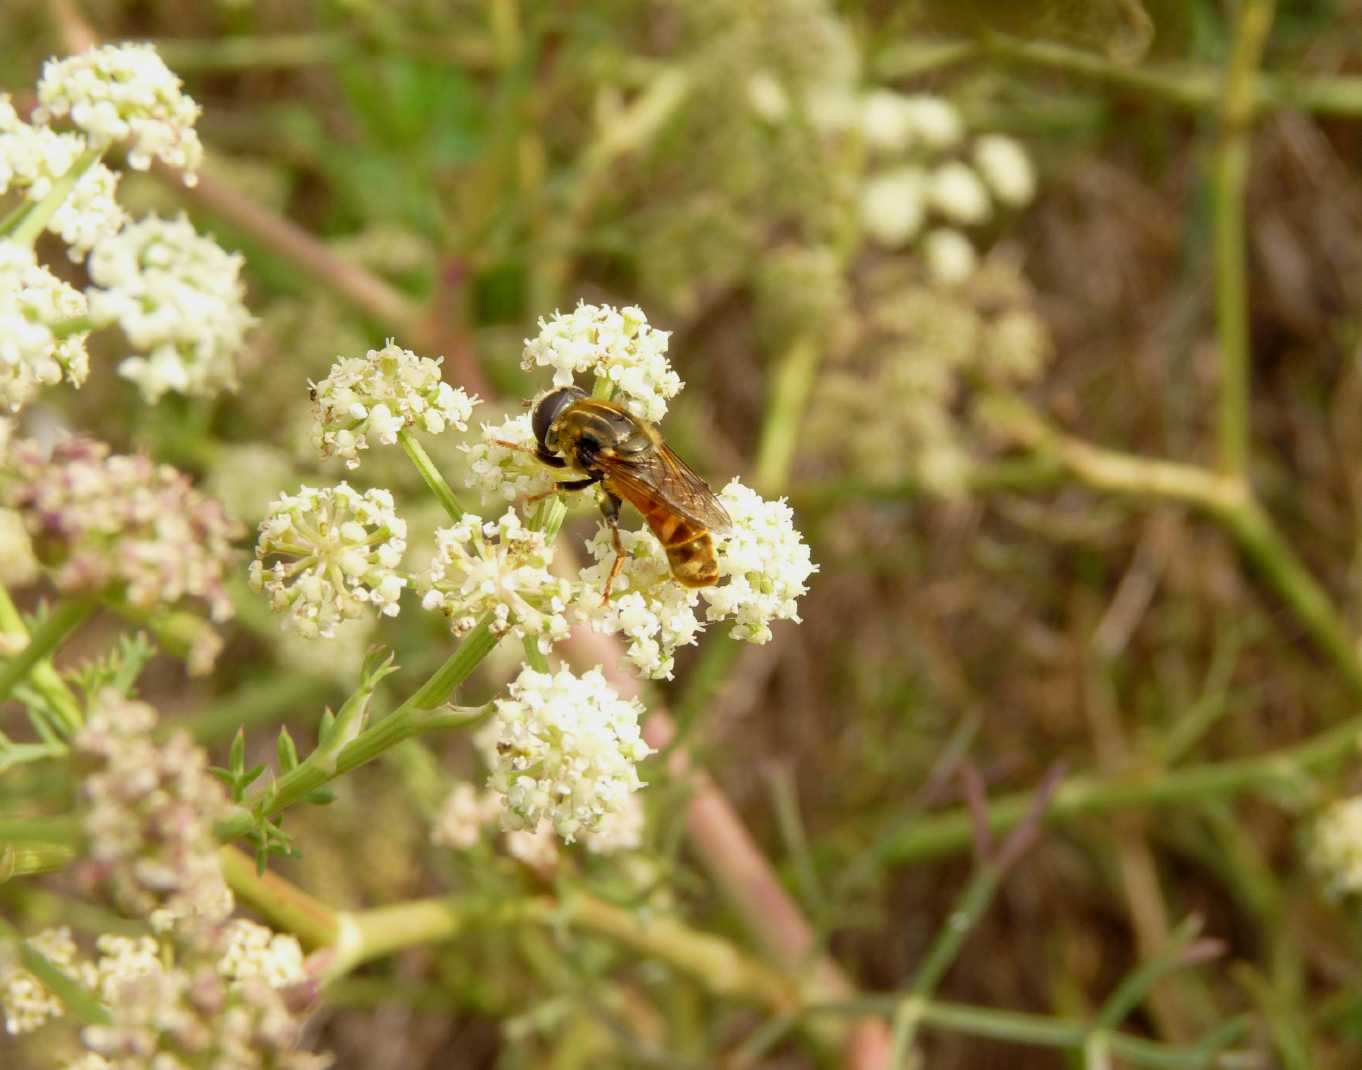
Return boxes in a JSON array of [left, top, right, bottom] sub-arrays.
[[1310, 796, 1362, 898], [34, 42, 204, 175], [87, 213, 254, 402], [312, 340, 477, 468], [250, 482, 407, 638], [0, 240, 91, 412], [483, 665, 653, 843], [419, 508, 572, 651], [4, 436, 241, 625], [522, 303, 681, 423], [75, 692, 235, 932], [459, 410, 555, 505]]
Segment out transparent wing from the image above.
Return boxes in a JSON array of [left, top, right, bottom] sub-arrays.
[[601, 442, 731, 531]]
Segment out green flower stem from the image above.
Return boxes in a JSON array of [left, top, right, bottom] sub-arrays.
[[0, 585, 83, 733], [9, 147, 103, 248], [397, 428, 464, 521], [218, 846, 339, 949], [812, 997, 1251, 1069], [753, 336, 824, 495], [990, 397, 1362, 701], [1215, 0, 1275, 477], [0, 840, 77, 880], [876, 32, 1362, 119], [0, 597, 96, 731], [878, 711, 1362, 865], [216, 614, 499, 840]]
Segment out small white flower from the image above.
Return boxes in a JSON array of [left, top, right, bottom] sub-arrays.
[[902, 95, 964, 150], [699, 479, 817, 644], [87, 214, 253, 402], [419, 508, 572, 651], [575, 524, 704, 680], [747, 70, 790, 121], [217, 920, 306, 990], [806, 85, 861, 134], [860, 166, 928, 248], [459, 412, 555, 504], [312, 340, 477, 468], [860, 89, 918, 153], [522, 303, 680, 423], [35, 43, 203, 176], [922, 228, 978, 285], [485, 665, 653, 843], [973, 134, 1036, 208], [928, 161, 992, 225], [0, 927, 94, 1035], [0, 240, 90, 412], [431, 783, 500, 850], [1311, 796, 1362, 898], [0, 98, 85, 200], [91, 935, 160, 1001], [504, 820, 560, 872], [250, 483, 408, 638], [582, 792, 645, 855], [49, 161, 126, 258]]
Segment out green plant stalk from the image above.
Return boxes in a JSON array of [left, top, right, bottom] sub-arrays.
[[218, 846, 339, 949], [0, 598, 96, 729], [878, 711, 1362, 864], [10, 148, 102, 247], [753, 336, 824, 494], [0, 586, 84, 733], [398, 428, 464, 521], [1215, 0, 1275, 477], [216, 614, 499, 839]]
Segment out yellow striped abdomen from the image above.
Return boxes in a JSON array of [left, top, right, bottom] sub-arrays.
[[639, 500, 720, 588]]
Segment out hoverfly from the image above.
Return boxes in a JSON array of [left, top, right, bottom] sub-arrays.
[[514, 386, 730, 601]]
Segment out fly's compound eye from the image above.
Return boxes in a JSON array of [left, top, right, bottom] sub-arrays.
[[531, 386, 586, 448]]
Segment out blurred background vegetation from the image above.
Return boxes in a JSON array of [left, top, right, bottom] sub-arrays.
[[8, 0, 1362, 1066]]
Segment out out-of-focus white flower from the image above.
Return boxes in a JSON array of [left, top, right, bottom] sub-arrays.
[[0, 240, 90, 412], [250, 483, 407, 638], [973, 134, 1036, 208], [312, 340, 477, 468], [459, 412, 554, 505], [5, 436, 242, 626], [87, 214, 253, 402], [419, 508, 571, 651], [860, 89, 918, 153], [504, 820, 560, 873], [217, 921, 306, 990], [431, 782, 500, 850], [34, 43, 203, 176], [522, 303, 680, 423], [903, 95, 963, 150], [747, 70, 791, 121], [699, 479, 816, 644], [49, 162, 126, 258], [922, 228, 978, 285], [484, 665, 653, 843], [1311, 796, 1362, 898], [90, 935, 160, 1002], [928, 161, 992, 225], [0, 927, 95, 1035], [582, 792, 645, 855], [575, 524, 704, 680], [0, 508, 37, 586], [806, 85, 860, 133], [860, 166, 928, 248]]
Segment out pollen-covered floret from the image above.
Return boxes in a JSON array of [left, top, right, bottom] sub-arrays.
[[4, 436, 241, 627], [522, 303, 681, 422], [250, 483, 407, 639], [484, 665, 653, 843], [419, 508, 572, 651], [87, 214, 253, 402], [312, 340, 477, 468], [0, 240, 90, 412], [575, 524, 704, 680], [34, 43, 203, 175], [699, 479, 817, 644]]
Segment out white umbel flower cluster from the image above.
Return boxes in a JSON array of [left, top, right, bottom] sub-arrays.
[[522, 303, 681, 422], [34, 43, 204, 176], [484, 665, 653, 843], [430, 782, 500, 850], [574, 477, 816, 676], [217, 920, 306, 990], [0, 927, 94, 1035], [250, 483, 407, 638], [419, 508, 572, 651], [0, 96, 126, 258], [1310, 796, 1362, 898], [459, 411, 554, 504], [87, 214, 253, 401], [312, 340, 477, 468], [0, 241, 90, 411]]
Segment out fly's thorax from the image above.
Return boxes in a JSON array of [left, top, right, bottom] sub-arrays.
[[553, 402, 645, 470]]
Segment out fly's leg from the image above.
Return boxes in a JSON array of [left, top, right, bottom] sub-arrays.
[[600, 490, 626, 604], [525, 475, 598, 506], [494, 440, 567, 468]]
